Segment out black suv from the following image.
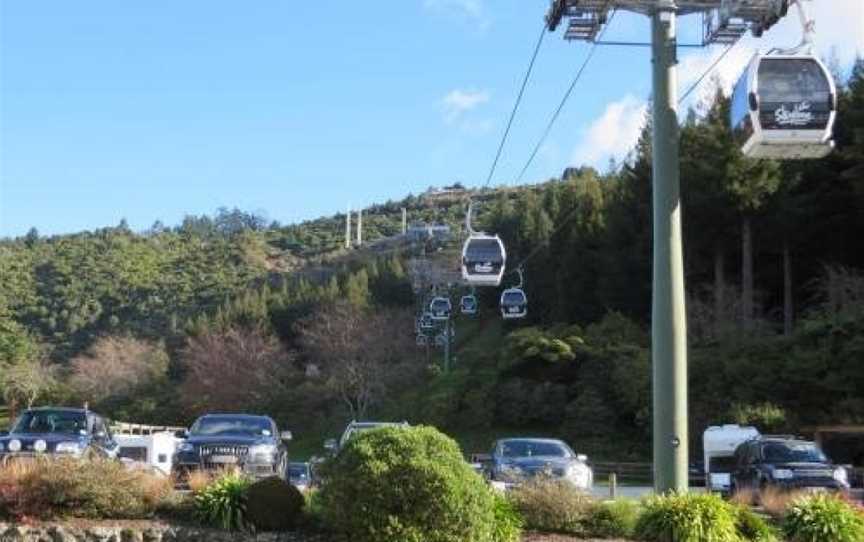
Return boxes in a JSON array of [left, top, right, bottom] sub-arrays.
[[173, 414, 291, 480], [323, 420, 410, 456], [0, 407, 119, 462], [731, 436, 850, 494]]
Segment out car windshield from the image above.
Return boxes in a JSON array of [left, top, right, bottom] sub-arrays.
[[762, 442, 827, 463], [12, 411, 87, 435], [499, 440, 571, 458], [191, 417, 272, 437]]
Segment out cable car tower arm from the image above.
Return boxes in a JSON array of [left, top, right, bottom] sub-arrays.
[[547, 1, 789, 45]]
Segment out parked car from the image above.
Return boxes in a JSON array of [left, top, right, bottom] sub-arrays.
[[172, 414, 291, 480], [731, 435, 850, 495], [323, 420, 410, 455], [287, 461, 313, 491], [0, 407, 119, 462], [488, 438, 593, 491]]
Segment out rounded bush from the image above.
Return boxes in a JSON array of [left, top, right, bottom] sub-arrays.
[[586, 499, 642, 539], [782, 494, 864, 542], [734, 505, 779, 542], [635, 492, 739, 542], [509, 478, 595, 535], [245, 476, 305, 531], [318, 425, 497, 542]]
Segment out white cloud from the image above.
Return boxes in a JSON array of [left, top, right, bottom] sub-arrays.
[[441, 88, 490, 123], [424, 0, 490, 30], [571, 95, 648, 168]]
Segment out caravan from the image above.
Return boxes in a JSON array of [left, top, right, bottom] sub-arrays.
[[703, 424, 761, 494], [112, 422, 185, 476]]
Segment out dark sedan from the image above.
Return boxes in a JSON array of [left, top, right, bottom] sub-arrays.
[[488, 438, 593, 490], [173, 414, 291, 480], [0, 407, 119, 462]]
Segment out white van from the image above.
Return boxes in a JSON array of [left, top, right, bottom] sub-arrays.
[[703, 424, 760, 493]]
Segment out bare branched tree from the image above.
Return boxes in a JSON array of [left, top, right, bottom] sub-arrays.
[[181, 326, 293, 413], [298, 303, 418, 420], [69, 336, 169, 402], [2, 358, 56, 414]]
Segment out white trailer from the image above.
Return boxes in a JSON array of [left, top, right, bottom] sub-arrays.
[[115, 431, 182, 476], [703, 424, 760, 493]]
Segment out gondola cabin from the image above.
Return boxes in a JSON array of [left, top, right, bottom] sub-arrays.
[[500, 288, 527, 320], [429, 297, 452, 321], [462, 235, 506, 287], [731, 53, 836, 160], [460, 295, 478, 315]]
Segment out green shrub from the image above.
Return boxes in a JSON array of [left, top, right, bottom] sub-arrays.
[[586, 499, 642, 539], [734, 506, 779, 542], [0, 458, 172, 520], [318, 425, 497, 542], [782, 494, 864, 542], [245, 476, 305, 531], [491, 492, 523, 542], [509, 479, 595, 535], [635, 492, 740, 542], [193, 470, 251, 530]]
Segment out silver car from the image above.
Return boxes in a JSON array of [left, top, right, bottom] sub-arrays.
[[489, 438, 593, 490]]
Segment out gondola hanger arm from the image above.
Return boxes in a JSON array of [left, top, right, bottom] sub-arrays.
[[771, 0, 816, 56]]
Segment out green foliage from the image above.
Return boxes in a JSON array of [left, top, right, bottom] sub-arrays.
[[508, 479, 595, 535], [734, 506, 779, 542], [245, 476, 305, 531], [585, 499, 642, 539], [635, 492, 740, 542], [782, 494, 864, 542], [729, 402, 787, 433], [318, 426, 497, 542], [193, 471, 251, 531], [491, 492, 523, 542], [0, 458, 173, 520]]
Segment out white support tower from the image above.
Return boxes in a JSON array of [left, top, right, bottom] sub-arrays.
[[402, 208, 407, 235], [345, 206, 352, 249]]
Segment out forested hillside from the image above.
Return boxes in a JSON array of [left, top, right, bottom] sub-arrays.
[[1, 60, 862, 460]]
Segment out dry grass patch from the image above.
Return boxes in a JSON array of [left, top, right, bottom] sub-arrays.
[[0, 457, 173, 520]]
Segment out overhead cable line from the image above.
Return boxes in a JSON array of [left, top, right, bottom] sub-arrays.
[[678, 40, 738, 105], [512, 9, 618, 187], [511, 16, 737, 275], [482, 24, 548, 189]]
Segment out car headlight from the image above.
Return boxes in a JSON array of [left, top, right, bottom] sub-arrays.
[[249, 444, 277, 461], [566, 464, 591, 482], [772, 468, 794, 480], [177, 442, 195, 453], [55, 441, 84, 454], [833, 467, 849, 486], [33, 440, 47, 453], [7, 439, 21, 452]]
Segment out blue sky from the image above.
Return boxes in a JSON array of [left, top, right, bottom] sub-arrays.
[[1, 0, 861, 236]]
